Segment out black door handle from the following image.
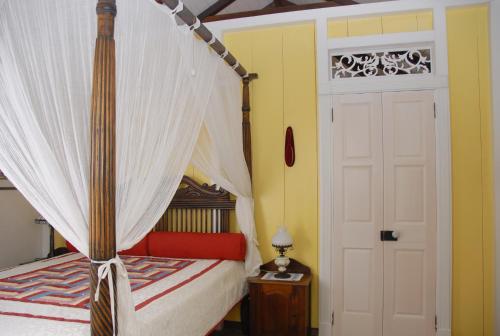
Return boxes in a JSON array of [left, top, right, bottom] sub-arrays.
[[380, 230, 399, 241]]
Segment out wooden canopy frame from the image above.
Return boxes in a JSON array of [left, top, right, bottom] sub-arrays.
[[89, 1, 255, 334]]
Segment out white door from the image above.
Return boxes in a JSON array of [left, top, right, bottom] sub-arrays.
[[381, 91, 436, 336], [332, 93, 384, 336], [332, 91, 436, 336]]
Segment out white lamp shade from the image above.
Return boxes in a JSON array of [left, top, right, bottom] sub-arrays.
[[272, 226, 293, 247]]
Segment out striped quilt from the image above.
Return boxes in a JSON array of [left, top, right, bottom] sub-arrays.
[[0, 253, 246, 336], [0, 254, 195, 309]]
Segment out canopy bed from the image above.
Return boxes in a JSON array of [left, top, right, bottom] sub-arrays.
[[0, 0, 260, 335], [0, 177, 248, 335]]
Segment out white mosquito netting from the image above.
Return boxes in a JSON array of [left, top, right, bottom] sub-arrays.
[[0, 0, 261, 334]]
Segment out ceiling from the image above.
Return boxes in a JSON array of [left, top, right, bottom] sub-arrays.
[[182, 0, 393, 17]]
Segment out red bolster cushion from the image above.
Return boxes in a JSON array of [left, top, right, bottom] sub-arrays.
[[148, 232, 246, 261], [66, 241, 78, 253], [118, 236, 149, 256], [65, 236, 149, 256]]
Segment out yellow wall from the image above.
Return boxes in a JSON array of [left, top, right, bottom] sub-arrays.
[[53, 6, 495, 334], [184, 164, 209, 184], [54, 231, 65, 249], [328, 11, 433, 38], [223, 6, 495, 334], [224, 23, 319, 327], [447, 5, 494, 336]]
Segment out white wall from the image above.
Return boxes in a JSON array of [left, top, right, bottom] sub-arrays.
[[491, 0, 500, 335], [0, 179, 47, 268]]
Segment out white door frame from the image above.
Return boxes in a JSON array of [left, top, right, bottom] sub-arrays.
[[490, 0, 500, 333], [319, 86, 451, 336], [317, 7, 453, 334]]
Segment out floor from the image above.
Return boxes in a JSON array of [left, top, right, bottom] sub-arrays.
[[211, 329, 244, 336], [210, 322, 245, 336], [210, 323, 318, 336]]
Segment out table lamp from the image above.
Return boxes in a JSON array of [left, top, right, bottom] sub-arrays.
[[271, 226, 293, 279]]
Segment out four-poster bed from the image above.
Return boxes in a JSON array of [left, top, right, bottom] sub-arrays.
[[0, 177, 248, 335], [0, 0, 259, 335]]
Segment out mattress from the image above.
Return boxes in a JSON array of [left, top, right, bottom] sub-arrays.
[[0, 253, 247, 336]]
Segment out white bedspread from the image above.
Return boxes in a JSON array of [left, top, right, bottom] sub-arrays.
[[0, 253, 247, 336]]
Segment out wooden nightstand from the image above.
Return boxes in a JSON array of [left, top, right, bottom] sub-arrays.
[[248, 259, 311, 336]]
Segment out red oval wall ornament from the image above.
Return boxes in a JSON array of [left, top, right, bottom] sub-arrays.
[[285, 126, 295, 167]]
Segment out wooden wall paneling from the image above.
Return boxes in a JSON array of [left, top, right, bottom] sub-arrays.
[[251, 27, 285, 264], [347, 16, 382, 36], [224, 24, 319, 327], [327, 19, 349, 38], [416, 11, 433, 31], [381, 13, 418, 33], [282, 23, 319, 329], [327, 11, 433, 38], [222, 31, 253, 235], [447, 6, 494, 335]]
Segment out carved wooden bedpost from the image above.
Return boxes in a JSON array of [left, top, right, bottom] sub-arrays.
[[242, 73, 258, 179], [89, 1, 117, 335]]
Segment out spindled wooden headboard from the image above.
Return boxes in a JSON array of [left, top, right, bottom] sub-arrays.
[[154, 176, 235, 233]]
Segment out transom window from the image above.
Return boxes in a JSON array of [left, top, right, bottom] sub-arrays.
[[330, 47, 432, 79]]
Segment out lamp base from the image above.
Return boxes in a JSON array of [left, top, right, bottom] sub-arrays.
[[274, 272, 291, 279]]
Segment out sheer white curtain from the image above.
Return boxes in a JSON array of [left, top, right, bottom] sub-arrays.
[[191, 66, 262, 276], [0, 0, 95, 255], [114, 1, 220, 250], [0, 0, 221, 334], [0, 0, 220, 254]]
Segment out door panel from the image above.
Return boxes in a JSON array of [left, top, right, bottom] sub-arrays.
[[333, 93, 384, 336], [382, 91, 436, 336], [332, 91, 436, 336]]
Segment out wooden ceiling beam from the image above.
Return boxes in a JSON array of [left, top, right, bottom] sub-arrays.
[[274, 0, 296, 7], [265, 0, 296, 9], [203, 0, 356, 22], [326, 0, 358, 5], [198, 0, 237, 21]]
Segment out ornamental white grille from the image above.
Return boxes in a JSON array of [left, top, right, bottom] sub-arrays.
[[331, 48, 432, 79]]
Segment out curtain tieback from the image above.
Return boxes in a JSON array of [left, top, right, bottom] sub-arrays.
[[220, 48, 229, 59], [170, 1, 184, 15], [91, 256, 122, 336], [189, 18, 201, 31]]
